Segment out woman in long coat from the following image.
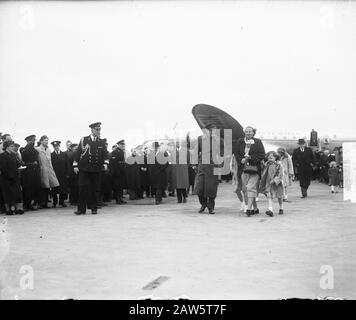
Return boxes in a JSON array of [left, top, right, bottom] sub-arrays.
[[35, 135, 59, 208], [0, 140, 24, 215], [170, 143, 190, 203]]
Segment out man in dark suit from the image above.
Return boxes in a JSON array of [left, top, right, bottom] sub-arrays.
[[292, 138, 316, 198], [109, 140, 127, 204], [51, 141, 69, 207], [73, 122, 109, 215]]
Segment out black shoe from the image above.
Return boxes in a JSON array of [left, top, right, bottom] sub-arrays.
[[279, 209, 284, 215], [253, 208, 259, 215], [120, 199, 127, 204], [74, 211, 85, 215], [177, 200, 182, 203], [52, 204, 57, 208], [208, 208, 215, 214], [246, 209, 253, 217], [183, 198, 187, 203], [91, 210, 98, 215], [155, 200, 162, 205], [60, 203, 67, 208], [15, 209, 24, 215], [198, 206, 206, 213], [265, 210, 274, 217], [6, 210, 15, 216]]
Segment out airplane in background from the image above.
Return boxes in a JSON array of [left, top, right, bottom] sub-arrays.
[[133, 104, 356, 156]]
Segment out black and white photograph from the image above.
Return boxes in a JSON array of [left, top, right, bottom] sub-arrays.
[[0, 0, 355, 305]]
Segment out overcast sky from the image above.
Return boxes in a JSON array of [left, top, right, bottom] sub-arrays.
[[0, 1, 355, 150]]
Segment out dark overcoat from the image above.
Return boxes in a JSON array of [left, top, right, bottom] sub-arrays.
[[292, 147, 315, 189], [20, 143, 42, 202], [109, 148, 127, 190], [126, 155, 141, 190], [51, 151, 69, 193], [0, 151, 22, 204], [234, 137, 266, 177], [193, 135, 222, 198], [149, 151, 169, 190]]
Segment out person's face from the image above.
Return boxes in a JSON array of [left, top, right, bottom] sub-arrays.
[[3, 135, 12, 142], [66, 142, 72, 149], [118, 143, 125, 150], [7, 144, 16, 153], [244, 128, 254, 140], [91, 127, 101, 137], [54, 145, 60, 152], [72, 146, 78, 153], [299, 143, 306, 148], [268, 153, 276, 161], [41, 138, 49, 147], [28, 138, 36, 145]]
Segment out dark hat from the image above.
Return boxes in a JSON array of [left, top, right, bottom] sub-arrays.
[[14, 143, 20, 148], [51, 140, 61, 146], [89, 122, 101, 129], [25, 134, 36, 141], [70, 143, 78, 148], [117, 140, 125, 145], [297, 138, 306, 145], [2, 140, 15, 150], [102, 138, 107, 143]]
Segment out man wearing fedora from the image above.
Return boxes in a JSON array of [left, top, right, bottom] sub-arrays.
[[292, 138, 316, 198], [73, 122, 109, 215]]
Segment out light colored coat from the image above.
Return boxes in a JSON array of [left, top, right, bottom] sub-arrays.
[[259, 160, 284, 198], [170, 147, 190, 189], [280, 154, 294, 187], [36, 145, 59, 188]]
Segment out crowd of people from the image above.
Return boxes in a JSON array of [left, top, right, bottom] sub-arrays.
[[0, 126, 198, 216], [0, 123, 344, 217]]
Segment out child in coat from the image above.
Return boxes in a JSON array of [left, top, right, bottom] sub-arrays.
[[328, 161, 340, 193], [259, 151, 284, 217]]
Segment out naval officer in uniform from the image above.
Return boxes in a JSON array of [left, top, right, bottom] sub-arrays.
[[73, 122, 109, 215]]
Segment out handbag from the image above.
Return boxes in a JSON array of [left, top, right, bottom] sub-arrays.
[[243, 162, 258, 174]]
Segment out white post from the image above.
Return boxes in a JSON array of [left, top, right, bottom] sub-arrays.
[[343, 142, 356, 203]]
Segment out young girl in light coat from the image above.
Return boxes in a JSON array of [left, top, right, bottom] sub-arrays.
[[259, 151, 285, 217]]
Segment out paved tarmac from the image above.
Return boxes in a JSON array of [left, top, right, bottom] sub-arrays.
[[1, 181, 355, 300]]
